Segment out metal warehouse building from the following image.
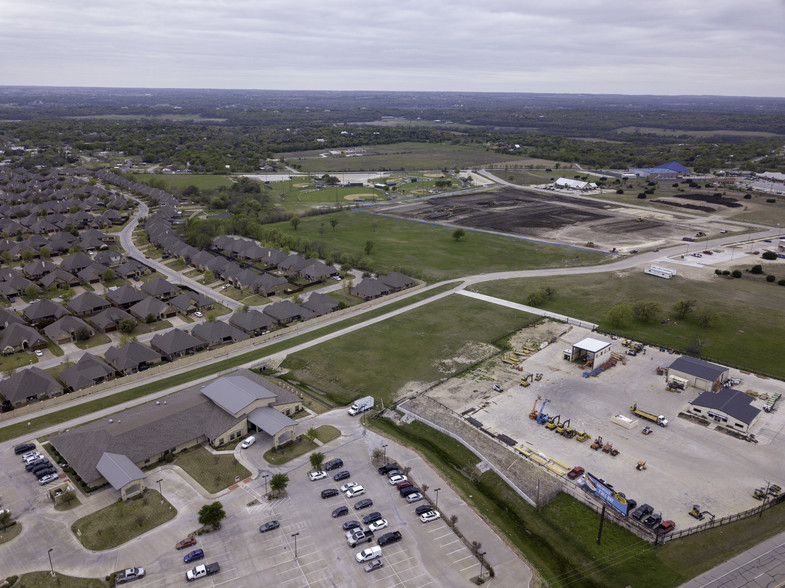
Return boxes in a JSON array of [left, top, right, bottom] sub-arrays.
[[667, 356, 729, 392], [564, 337, 611, 370], [688, 388, 761, 434]]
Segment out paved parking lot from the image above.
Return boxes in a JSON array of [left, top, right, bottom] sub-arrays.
[[431, 325, 785, 532]]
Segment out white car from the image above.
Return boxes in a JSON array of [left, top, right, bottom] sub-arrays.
[[406, 492, 424, 503], [420, 510, 441, 524], [345, 485, 365, 498], [368, 519, 388, 532], [39, 473, 59, 486], [340, 482, 358, 493], [309, 471, 327, 481], [240, 436, 256, 449], [23, 453, 43, 464], [194, 311, 203, 318], [388, 475, 408, 485], [34, 349, 44, 357]]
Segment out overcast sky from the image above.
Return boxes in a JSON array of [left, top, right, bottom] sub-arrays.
[[2, 0, 784, 97]]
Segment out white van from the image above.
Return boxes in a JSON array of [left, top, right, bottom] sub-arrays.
[[355, 545, 382, 563]]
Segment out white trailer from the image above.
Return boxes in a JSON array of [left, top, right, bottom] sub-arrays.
[[644, 265, 676, 279], [348, 395, 375, 416]]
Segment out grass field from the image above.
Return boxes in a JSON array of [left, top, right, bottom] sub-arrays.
[[72, 490, 176, 550], [615, 126, 783, 138], [13, 572, 106, 588], [132, 173, 232, 192], [173, 446, 251, 493], [278, 142, 523, 173], [273, 210, 610, 281], [470, 268, 785, 378], [281, 294, 538, 406]]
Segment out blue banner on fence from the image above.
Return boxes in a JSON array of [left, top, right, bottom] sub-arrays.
[[584, 472, 629, 516]]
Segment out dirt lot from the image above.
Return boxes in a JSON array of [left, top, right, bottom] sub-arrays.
[[379, 187, 738, 252], [423, 323, 785, 534]]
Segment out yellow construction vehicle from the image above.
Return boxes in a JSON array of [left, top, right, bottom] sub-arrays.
[[576, 431, 591, 442], [520, 378, 531, 387], [636, 460, 647, 471], [545, 415, 560, 430]]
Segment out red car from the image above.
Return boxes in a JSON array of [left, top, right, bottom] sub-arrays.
[[656, 520, 675, 535], [567, 466, 584, 480], [395, 480, 413, 490], [175, 537, 197, 550]]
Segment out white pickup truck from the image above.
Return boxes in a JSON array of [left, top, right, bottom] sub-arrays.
[[186, 562, 220, 581]]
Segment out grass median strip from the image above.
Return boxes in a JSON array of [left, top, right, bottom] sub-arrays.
[[0, 284, 457, 444]]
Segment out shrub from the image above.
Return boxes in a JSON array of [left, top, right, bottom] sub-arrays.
[[766, 198, 776, 203], [750, 264, 763, 275], [779, 279, 785, 286], [744, 193, 752, 199], [714, 269, 722, 276], [732, 270, 742, 278], [616, 189, 624, 194], [722, 270, 731, 276], [766, 274, 776, 282], [637, 193, 647, 199], [761, 251, 778, 260]]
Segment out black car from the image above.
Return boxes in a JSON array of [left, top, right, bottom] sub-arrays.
[[324, 458, 344, 471], [332, 506, 349, 518], [625, 499, 638, 515], [643, 513, 662, 528], [259, 520, 280, 533], [631, 503, 653, 521], [354, 499, 373, 510], [333, 470, 351, 482], [321, 488, 339, 499], [14, 443, 36, 455], [400, 486, 420, 497], [35, 467, 57, 479], [377, 463, 400, 475], [377, 531, 403, 546], [342, 520, 361, 531], [30, 462, 53, 474], [25, 458, 49, 471], [362, 511, 382, 524], [415, 504, 434, 516]]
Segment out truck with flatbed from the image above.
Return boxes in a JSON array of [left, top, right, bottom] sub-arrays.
[[630, 403, 668, 427], [348, 395, 374, 416], [186, 563, 220, 581], [346, 528, 374, 547]]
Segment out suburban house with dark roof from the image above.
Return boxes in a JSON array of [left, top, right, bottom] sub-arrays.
[[688, 387, 761, 434], [667, 356, 730, 392], [192, 321, 250, 348], [89, 307, 135, 333], [301, 292, 339, 316], [263, 300, 314, 326], [129, 296, 176, 322], [66, 291, 112, 316], [150, 329, 206, 361], [141, 277, 180, 300], [40, 268, 80, 290], [229, 309, 274, 336], [49, 370, 302, 495], [0, 322, 48, 354], [104, 341, 161, 375], [43, 316, 95, 344], [255, 273, 289, 297], [59, 353, 115, 391], [22, 299, 68, 324], [106, 284, 146, 309], [169, 292, 215, 315], [77, 263, 109, 284], [0, 366, 63, 406], [351, 278, 391, 301], [380, 271, 416, 292]]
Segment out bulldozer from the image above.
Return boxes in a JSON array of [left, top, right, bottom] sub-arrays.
[[576, 431, 591, 443], [636, 460, 647, 471], [590, 436, 603, 450]]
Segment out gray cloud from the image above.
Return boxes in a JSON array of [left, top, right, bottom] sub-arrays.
[[0, 0, 783, 95]]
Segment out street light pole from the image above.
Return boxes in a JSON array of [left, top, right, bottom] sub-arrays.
[[477, 551, 486, 581], [292, 532, 299, 559], [156, 478, 163, 504], [381, 444, 388, 465], [262, 474, 269, 498], [48, 548, 55, 577], [434, 487, 441, 509]]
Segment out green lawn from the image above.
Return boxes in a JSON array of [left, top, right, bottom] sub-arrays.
[[273, 210, 610, 281], [73, 333, 112, 350], [71, 490, 176, 550], [173, 446, 250, 493], [263, 425, 341, 465], [13, 571, 105, 588], [132, 173, 232, 192], [281, 294, 538, 406], [470, 269, 785, 378]]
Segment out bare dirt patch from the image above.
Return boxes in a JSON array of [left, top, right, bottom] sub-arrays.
[[344, 193, 377, 200], [294, 183, 309, 187]]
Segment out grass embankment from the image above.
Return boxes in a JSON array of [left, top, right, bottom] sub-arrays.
[[172, 446, 251, 493], [272, 211, 610, 281], [1, 283, 457, 444], [263, 425, 340, 465], [282, 294, 538, 407], [471, 269, 785, 379], [72, 490, 176, 550], [12, 572, 105, 588]]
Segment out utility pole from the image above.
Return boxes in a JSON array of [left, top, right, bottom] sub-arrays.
[[596, 504, 606, 545]]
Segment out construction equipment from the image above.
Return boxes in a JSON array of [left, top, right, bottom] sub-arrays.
[[610, 448, 620, 457], [529, 396, 541, 420], [602, 441, 613, 453], [576, 431, 591, 443], [534, 373, 543, 381], [520, 378, 531, 387], [769, 484, 782, 496], [557, 419, 570, 436], [535, 400, 550, 424], [630, 403, 669, 427], [590, 436, 603, 450], [753, 488, 767, 500], [642, 426, 652, 435], [636, 460, 647, 471], [546, 415, 560, 431], [666, 376, 687, 392], [764, 392, 782, 412]]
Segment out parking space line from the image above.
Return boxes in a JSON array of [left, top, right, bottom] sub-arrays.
[[445, 547, 465, 556], [452, 554, 475, 564]]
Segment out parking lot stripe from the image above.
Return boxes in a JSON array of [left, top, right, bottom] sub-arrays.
[[445, 547, 465, 556]]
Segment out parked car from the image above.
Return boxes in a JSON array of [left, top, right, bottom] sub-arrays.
[[368, 519, 388, 532], [354, 499, 373, 510], [492, 384, 503, 392], [309, 471, 327, 481], [259, 520, 280, 533], [567, 466, 584, 480], [406, 492, 424, 503], [377, 463, 400, 475], [321, 488, 339, 499], [35, 467, 57, 479], [643, 513, 662, 528], [342, 520, 361, 531], [400, 486, 420, 498], [395, 481, 413, 491], [626, 499, 638, 515], [332, 506, 349, 518], [35, 349, 44, 357], [377, 531, 402, 546], [23, 453, 43, 463], [14, 443, 36, 455], [115, 568, 145, 584], [38, 474, 59, 486], [657, 520, 676, 535], [194, 311, 203, 318], [333, 470, 351, 481], [345, 485, 365, 498], [240, 436, 255, 449], [324, 458, 344, 471], [388, 475, 408, 485], [385, 469, 403, 478], [340, 482, 358, 493], [362, 511, 382, 525], [365, 559, 384, 572], [184, 549, 205, 563], [415, 504, 434, 516], [632, 503, 653, 521], [25, 458, 49, 471], [176, 537, 197, 550], [420, 510, 441, 524]]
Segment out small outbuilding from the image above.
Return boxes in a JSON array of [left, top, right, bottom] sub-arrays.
[[667, 356, 729, 392], [564, 337, 612, 370], [688, 388, 761, 434]]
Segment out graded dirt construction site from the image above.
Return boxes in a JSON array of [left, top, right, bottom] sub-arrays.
[[424, 323, 785, 534], [379, 187, 738, 252]]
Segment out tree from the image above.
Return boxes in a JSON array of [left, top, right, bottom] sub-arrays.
[[0, 509, 11, 530], [269, 473, 289, 498], [452, 228, 465, 242], [330, 218, 339, 231], [102, 268, 116, 282], [671, 299, 697, 319], [750, 264, 763, 275], [145, 313, 156, 324], [607, 303, 633, 327], [305, 427, 319, 442], [25, 285, 38, 299], [21, 250, 34, 262], [74, 326, 91, 342], [119, 318, 137, 334], [198, 501, 226, 529], [40, 246, 51, 260], [203, 270, 215, 283], [290, 216, 301, 231], [309, 451, 325, 472], [632, 301, 661, 323], [695, 308, 716, 328], [371, 448, 384, 464], [364, 240, 375, 255]]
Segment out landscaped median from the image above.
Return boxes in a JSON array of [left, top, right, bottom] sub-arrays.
[[71, 490, 176, 550], [263, 425, 340, 465], [172, 446, 250, 493]]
